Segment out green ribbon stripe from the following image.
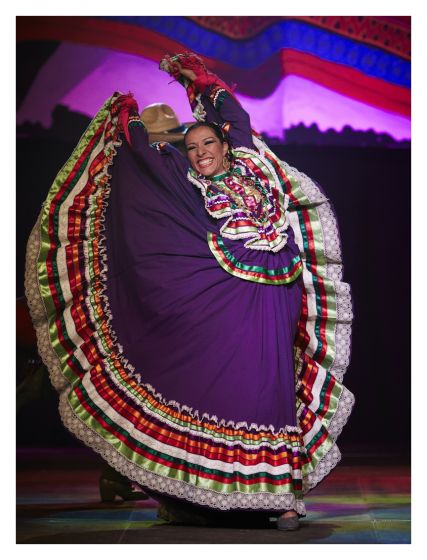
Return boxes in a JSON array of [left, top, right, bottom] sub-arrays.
[[293, 207, 337, 369], [208, 233, 302, 285], [37, 98, 115, 380], [69, 386, 302, 496], [317, 377, 344, 425], [301, 431, 335, 478]]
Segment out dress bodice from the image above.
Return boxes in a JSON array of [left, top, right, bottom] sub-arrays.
[[187, 140, 292, 254]]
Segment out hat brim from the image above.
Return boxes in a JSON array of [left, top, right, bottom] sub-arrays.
[[148, 131, 186, 143], [148, 122, 194, 144]]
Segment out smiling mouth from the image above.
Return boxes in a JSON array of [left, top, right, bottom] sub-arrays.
[[197, 158, 214, 168]]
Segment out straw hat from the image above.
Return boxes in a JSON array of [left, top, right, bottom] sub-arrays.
[[140, 103, 193, 143]]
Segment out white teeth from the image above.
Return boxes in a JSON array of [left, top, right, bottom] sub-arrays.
[[198, 158, 214, 167]]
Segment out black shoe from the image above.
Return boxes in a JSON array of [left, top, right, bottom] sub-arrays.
[[99, 467, 149, 503], [276, 513, 300, 531], [155, 501, 210, 526]]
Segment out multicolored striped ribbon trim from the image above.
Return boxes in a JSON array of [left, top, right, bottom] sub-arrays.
[[207, 232, 303, 285], [25, 93, 354, 512]]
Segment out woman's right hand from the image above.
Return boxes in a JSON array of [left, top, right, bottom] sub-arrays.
[[173, 61, 196, 82]]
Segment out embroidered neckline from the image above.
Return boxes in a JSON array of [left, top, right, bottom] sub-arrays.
[[210, 171, 230, 181], [195, 167, 247, 184]]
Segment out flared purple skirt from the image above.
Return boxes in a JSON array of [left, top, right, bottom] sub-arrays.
[[105, 139, 302, 428]]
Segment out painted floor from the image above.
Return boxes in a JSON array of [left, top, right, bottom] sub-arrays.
[[16, 448, 411, 544]]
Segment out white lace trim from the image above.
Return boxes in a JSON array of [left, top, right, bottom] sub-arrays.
[[280, 160, 353, 380], [327, 386, 356, 440], [302, 442, 342, 494], [25, 216, 68, 393], [276, 154, 354, 494], [58, 393, 306, 515], [280, 162, 328, 205], [211, 87, 227, 108], [330, 282, 353, 380], [131, 381, 302, 437]]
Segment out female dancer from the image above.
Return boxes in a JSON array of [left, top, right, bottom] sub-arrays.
[[25, 52, 354, 531]]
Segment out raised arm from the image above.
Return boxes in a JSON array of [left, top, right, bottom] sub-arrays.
[[113, 93, 189, 176], [160, 53, 255, 150]]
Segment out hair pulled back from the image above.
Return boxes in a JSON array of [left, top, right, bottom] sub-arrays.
[[184, 121, 226, 144]]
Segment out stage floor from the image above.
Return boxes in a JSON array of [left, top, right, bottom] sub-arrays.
[[16, 447, 410, 544]]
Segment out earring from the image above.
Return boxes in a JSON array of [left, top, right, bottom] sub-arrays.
[[223, 156, 230, 172]]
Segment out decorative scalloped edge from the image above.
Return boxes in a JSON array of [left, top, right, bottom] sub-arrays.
[[327, 386, 355, 441], [25, 216, 68, 393], [58, 392, 307, 515], [139, 383, 302, 436], [302, 442, 341, 494], [278, 159, 353, 379]]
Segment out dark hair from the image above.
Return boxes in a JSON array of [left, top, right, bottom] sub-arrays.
[[184, 121, 225, 145], [184, 122, 233, 171]]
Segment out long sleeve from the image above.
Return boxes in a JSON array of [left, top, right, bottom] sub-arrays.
[[160, 53, 255, 150], [120, 106, 189, 180], [195, 83, 255, 150]]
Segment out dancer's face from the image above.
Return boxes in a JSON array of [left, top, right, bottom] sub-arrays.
[[185, 126, 229, 177]]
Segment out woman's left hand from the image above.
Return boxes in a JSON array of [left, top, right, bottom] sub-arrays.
[[114, 94, 139, 145], [160, 55, 197, 81]]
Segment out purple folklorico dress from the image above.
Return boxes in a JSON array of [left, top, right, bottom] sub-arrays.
[[25, 67, 354, 516]]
